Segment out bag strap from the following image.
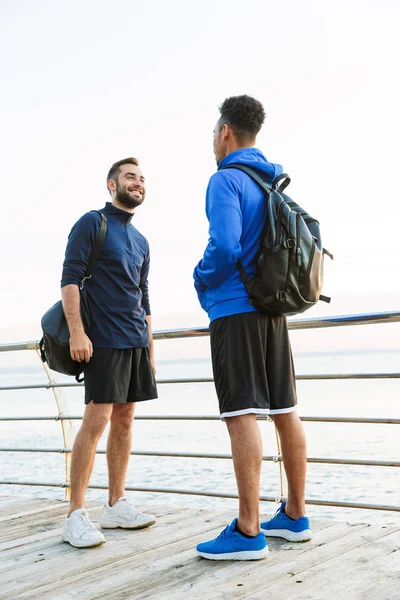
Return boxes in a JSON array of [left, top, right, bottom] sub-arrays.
[[272, 173, 291, 192], [80, 212, 107, 290], [220, 165, 274, 281], [236, 259, 251, 284], [222, 164, 321, 224], [220, 163, 273, 194], [221, 163, 292, 194]]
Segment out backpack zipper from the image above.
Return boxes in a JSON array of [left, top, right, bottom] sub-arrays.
[[296, 212, 302, 267], [275, 200, 285, 245]]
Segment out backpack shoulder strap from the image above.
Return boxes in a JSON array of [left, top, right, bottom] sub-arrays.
[[220, 163, 273, 195], [80, 211, 107, 289], [220, 164, 275, 281], [221, 164, 292, 195]]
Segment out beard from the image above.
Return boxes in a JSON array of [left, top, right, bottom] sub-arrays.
[[116, 182, 145, 209]]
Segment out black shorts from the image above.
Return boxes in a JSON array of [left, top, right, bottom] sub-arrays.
[[83, 347, 158, 404], [210, 312, 297, 420]]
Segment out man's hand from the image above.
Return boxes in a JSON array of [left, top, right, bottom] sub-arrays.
[[69, 330, 93, 363], [62, 285, 92, 363]]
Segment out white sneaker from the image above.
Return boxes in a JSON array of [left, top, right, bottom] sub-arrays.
[[61, 509, 106, 548], [100, 496, 156, 530]]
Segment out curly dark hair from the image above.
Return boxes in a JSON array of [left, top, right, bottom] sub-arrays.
[[218, 95, 266, 142]]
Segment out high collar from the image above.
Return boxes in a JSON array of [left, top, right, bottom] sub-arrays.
[[103, 202, 134, 225]]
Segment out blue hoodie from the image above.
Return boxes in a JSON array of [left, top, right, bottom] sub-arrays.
[[193, 148, 283, 322]]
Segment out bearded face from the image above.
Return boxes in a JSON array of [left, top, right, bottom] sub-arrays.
[[115, 178, 146, 209]]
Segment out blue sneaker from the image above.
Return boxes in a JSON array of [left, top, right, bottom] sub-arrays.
[[196, 518, 268, 561], [261, 502, 312, 542]]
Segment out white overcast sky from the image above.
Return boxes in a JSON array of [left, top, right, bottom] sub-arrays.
[[1, 0, 400, 344]]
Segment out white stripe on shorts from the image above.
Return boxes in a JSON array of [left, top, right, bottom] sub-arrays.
[[220, 406, 297, 421]]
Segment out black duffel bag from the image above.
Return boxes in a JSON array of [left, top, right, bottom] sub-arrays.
[[39, 212, 107, 381]]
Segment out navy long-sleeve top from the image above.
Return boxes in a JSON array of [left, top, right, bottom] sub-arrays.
[[61, 202, 151, 349]]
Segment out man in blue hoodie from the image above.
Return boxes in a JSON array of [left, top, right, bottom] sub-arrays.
[[194, 96, 312, 561]]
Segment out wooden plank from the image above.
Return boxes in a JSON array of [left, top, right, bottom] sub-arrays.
[[293, 543, 400, 600], [2, 511, 235, 599], [374, 546, 400, 577], [223, 525, 400, 600], [126, 520, 367, 600], [0, 500, 68, 524], [0, 503, 183, 554], [248, 527, 400, 600], [0, 496, 397, 600], [0, 496, 54, 516], [48, 520, 243, 600], [0, 501, 103, 551], [0, 507, 230, 598], [16, 519, 338, 600], [0, 505, 193, 574], [0, 504, 81, 544]]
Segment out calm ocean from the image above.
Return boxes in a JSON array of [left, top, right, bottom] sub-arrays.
[[0, 344, 399, 527]]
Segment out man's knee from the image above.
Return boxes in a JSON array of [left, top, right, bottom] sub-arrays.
[[81, 402, 112, 439], [110, 405, 135, 430], [225, 412, 257, 433], [272, 412, 306, 442], [271, 411, 298, 426]]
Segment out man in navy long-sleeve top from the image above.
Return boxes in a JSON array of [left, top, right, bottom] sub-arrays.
[[60, 157, 157, 548]]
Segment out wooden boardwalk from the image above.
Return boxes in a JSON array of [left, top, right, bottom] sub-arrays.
[[0, 495, 398, 600]]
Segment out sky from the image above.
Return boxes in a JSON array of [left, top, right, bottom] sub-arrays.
[[1, 0, 400, 347]]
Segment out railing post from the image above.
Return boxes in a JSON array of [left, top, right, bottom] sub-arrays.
[[36, 350, 78, 501], [272, 419, 288, 503]]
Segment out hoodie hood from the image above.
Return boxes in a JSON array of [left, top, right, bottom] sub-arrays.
[[218, 147, 282, 183]]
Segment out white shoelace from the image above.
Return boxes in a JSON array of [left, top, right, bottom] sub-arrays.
[[118, 497, 131, 505], [78, 511, 98, 532], [113, 498, 136, 511]]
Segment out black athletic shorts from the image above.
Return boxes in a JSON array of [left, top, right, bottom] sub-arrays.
[[83, 347, 158, 404], [210, 312, 297, 420]]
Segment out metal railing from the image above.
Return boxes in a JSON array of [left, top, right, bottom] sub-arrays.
[[0, 310, 399, 512]]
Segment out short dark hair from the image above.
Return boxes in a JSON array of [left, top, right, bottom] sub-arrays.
[[106, 157, 139, 193], [218, 95, 266, 143]]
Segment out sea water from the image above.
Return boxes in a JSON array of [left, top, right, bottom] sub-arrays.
[[0, 335, 399, 527]]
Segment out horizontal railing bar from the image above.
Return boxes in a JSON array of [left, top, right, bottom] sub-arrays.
[[0, 378, 211, 391], [153, 310, 400, 338], [0, 415, 399, 424], [2, 372, 400, 392], [0, 480, 398, 512], [0, 447, 398, 467], [300, 416, 400, 424], [0, 341, 39, 352], [299, 498, 400, 512], [1, 310, 400, 353], [287, 310, 400, 331], [297, 373, 400, 380]]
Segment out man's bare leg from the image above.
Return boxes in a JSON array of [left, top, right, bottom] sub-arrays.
[[68, 401, 113, 516], [107, 402, 136, 506], [226, 413, 263, 536], [272, 411, 307, 519]]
